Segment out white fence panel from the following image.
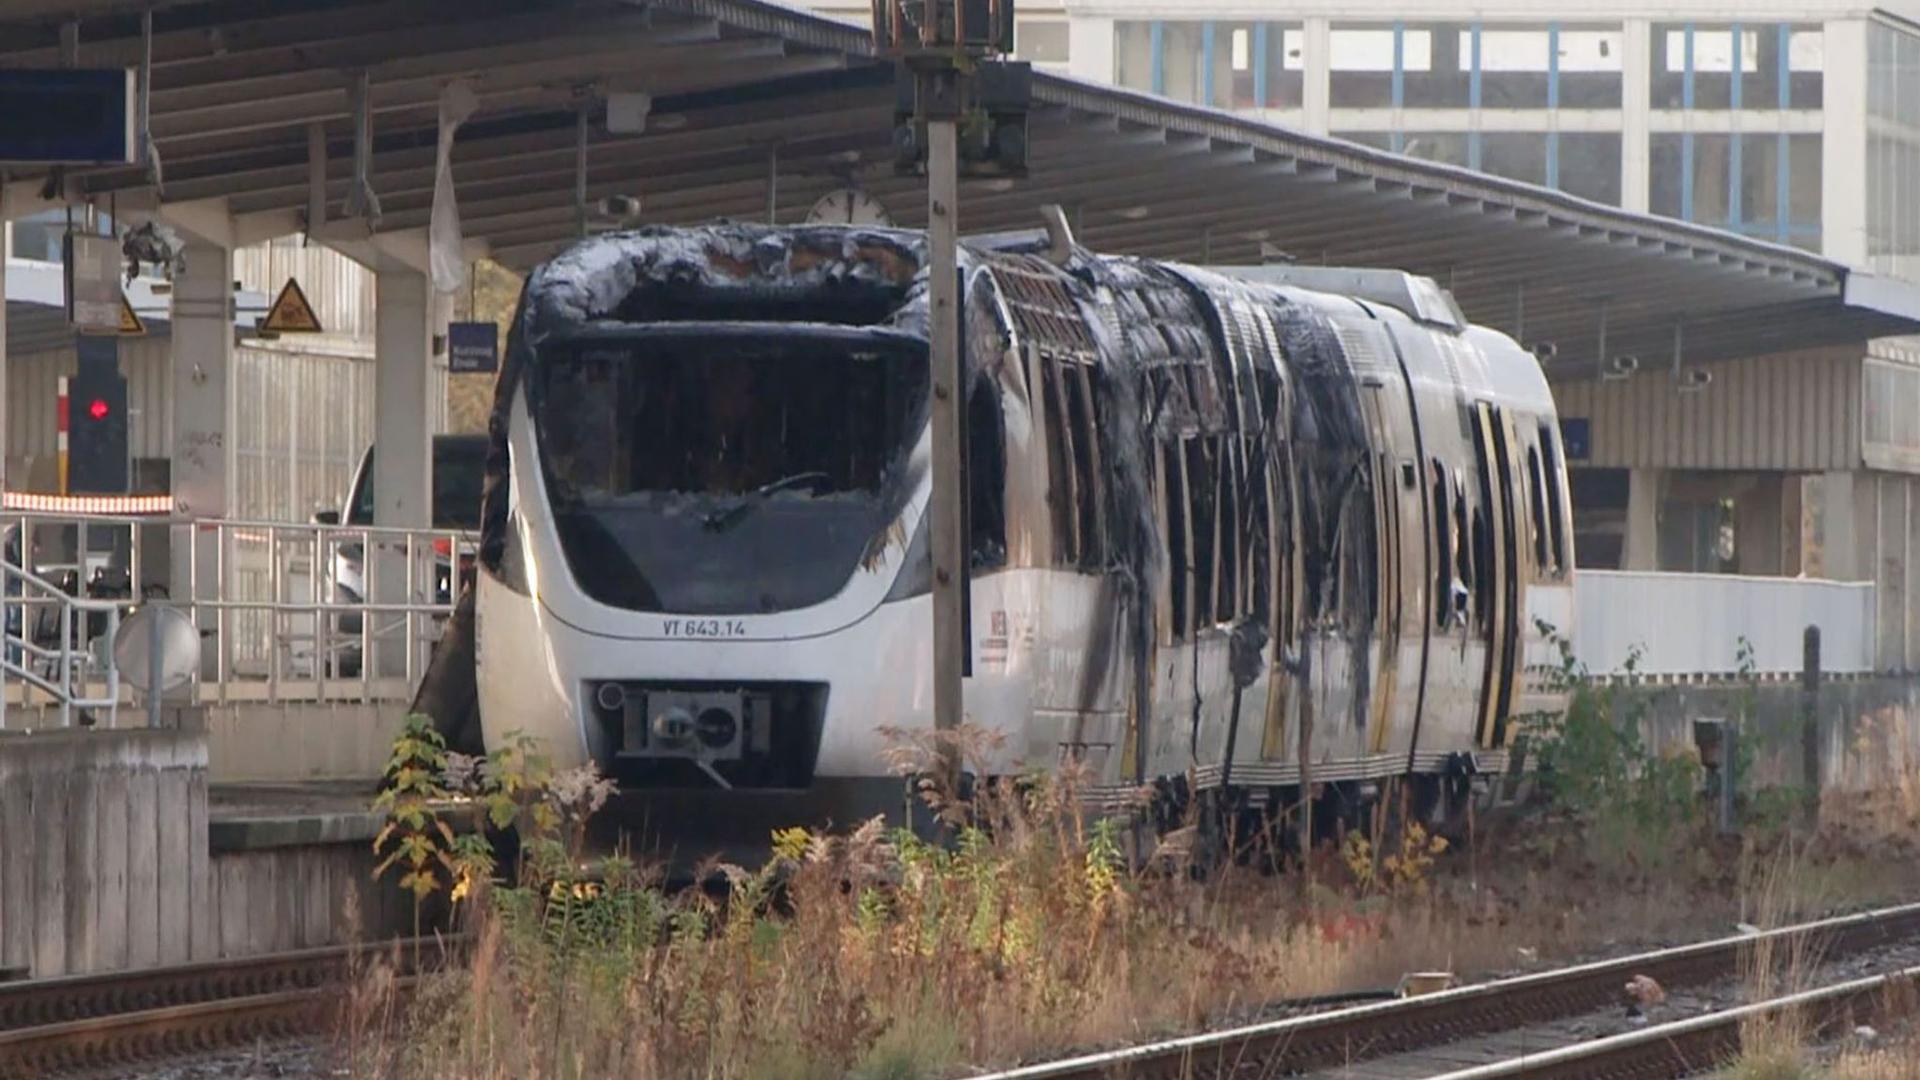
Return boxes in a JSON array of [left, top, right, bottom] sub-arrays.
[[1574, 570, 1877, 677]]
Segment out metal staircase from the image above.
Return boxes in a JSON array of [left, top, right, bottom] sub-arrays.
[[1, 554, 122, 730]]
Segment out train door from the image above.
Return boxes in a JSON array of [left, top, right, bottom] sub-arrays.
[[1359, 379, 1426, 759], [1260, 435, 1303, 762], [1025, 342, 1132, 780], [1356, 384, 1398, 755], [1468, 402, 1523, 749]]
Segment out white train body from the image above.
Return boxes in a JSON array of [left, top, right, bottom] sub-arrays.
[[464, 225, 1574, 824]]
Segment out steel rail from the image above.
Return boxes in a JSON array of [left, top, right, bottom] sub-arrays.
[[0, 986, 337, 1076], [971, 901, 1920, 1080], [0, 937, 456, 1076], [1430, 964, 1920, 1078]]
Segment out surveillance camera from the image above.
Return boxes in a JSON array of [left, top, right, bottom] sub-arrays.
[[1678, 368, 1712, 391], [1607, 355, 1640, 376], [1531, 341, 1558, 362], [596, 194, 642, 221]]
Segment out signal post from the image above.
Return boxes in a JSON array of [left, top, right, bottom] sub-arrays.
[[871, 0, 1029, 793]]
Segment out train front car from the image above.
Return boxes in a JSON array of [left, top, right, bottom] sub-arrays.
[[472, 226, 982, 825], [458, 222, 1578, 848]]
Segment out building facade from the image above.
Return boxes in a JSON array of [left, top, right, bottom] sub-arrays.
[[997, 3, 1920, 281]]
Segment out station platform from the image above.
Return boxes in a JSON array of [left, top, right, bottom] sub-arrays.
[[208, 781, 384, 853]]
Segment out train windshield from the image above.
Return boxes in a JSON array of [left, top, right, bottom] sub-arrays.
[[531, 330, 929, 614]]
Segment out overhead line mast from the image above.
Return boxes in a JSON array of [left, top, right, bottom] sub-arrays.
[[870, 0, 1029, 793]]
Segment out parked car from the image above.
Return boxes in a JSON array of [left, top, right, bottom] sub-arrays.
[[314, 435, 487, 674]]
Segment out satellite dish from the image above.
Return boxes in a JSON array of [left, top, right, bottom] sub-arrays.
[[114, 604, 200, 694]]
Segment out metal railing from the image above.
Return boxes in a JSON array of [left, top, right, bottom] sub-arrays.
[[1, 510, 474, 721], [2, 555, 122, 729]]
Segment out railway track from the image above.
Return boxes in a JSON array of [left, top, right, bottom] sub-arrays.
[[1423, 964, 1920, 1078], [973, 901, 1920, 1080], [0, 936, 456, 1077]]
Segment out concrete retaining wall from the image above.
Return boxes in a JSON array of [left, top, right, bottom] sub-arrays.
[[208, 843, 417, 957], [3, 701, 410, 784], [1595, 675, 1920, 796], [0, 729, 418, 979], [204, 701, 407, 784], [0, 730, 211, 978]]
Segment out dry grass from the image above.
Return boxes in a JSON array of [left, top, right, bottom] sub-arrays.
[[341, 725, 1920, 1080], [1720, 791, 1920, 1080], [1826, 1033, 1920, 1080]]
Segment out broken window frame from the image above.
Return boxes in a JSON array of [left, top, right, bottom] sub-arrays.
[[1431, 458, 1452, 630], [1526, 442, 1551, 576], [1539, 420, 1571, 580], [1160, 441, 1193, 640], [1040, 352, 1083, 563], [1065, 361, 1108, 565], [1188, 436, 1220, 629], [967, 375, 1009, 570], [1455, 481, 1475, 629]]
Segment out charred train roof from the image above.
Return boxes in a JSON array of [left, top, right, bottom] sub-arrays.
[[505, 222, 1545, 415]]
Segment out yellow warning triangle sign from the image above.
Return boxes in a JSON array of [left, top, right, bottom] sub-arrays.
[[261, 277, 323, 333], [118, 292, 145, 335]]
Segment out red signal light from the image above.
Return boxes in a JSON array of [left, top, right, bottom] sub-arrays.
[[88, 398, 110, 421]]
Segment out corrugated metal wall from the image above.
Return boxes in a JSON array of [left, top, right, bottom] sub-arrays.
[[1551, 346, 1864, 472], [5, 339, 374, 521], [233, 237, 375, 351], [232, 346, 375, 521]]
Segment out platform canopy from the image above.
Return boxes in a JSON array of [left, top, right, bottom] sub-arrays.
[[3, 0, 1917, 375]]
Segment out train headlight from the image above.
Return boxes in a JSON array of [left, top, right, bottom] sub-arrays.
[[595, 681, 627, 713], [653, 706, 695, 745], [696, 706, 738, 749]]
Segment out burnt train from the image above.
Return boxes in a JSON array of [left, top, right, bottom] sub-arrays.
[[419, 221, 1574, 836]]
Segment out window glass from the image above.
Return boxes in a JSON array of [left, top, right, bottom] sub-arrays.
[[1115, 22, 1156, 93], [1557, 26, 1625, 107], [1162, 444, 1189, 636], [1788, 134, 1822, 249], [1280, 28, 1307, 70], [1431, 460, 1451, 629], [1745, 25, 1823, 108], [1188, 440, 1219, 627], [1526, 446, 1550, 573], [1666, 26, 1756, 110], [1475, 26, 1551, 108], [1264, 24, 1307, 107], [1482, 132, 1548, 185], [1400, 23, 1469, 108], [1330, 24, 1408, 107], [967, 380, 1007, 569], [1738, 133, 1782, 229], [1064, 365, 1105, 565], [1160, 21, 1206, 103], [1015, 20, 1069, 63], [1652, 24, 1817, 110], [529, 335, 927, 615], [1540, 423, 1569, 576], [1559, 134, 1622, 205], [431, 438, 488, 530], [1648, 133, 1732, 223]]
